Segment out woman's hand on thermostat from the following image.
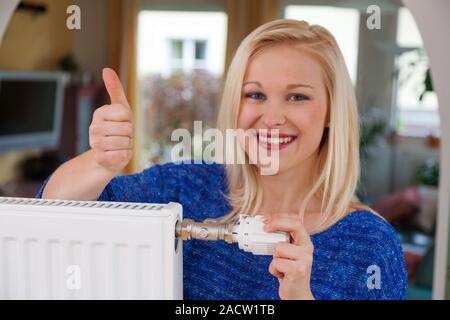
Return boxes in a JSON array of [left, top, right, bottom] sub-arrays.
[[89, 68, 134, 175], [264, 214, 315, 300]]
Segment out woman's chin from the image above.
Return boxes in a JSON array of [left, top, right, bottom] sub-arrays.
[[250, 160, 295, 176]]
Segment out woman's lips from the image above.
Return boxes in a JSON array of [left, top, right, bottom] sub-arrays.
[[256, 134, 297, 150]]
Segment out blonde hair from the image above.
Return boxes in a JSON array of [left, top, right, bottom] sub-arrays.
[[215, 19, 375, 233]]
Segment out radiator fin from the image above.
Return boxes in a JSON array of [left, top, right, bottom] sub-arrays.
[[0, 197, 165, 211]]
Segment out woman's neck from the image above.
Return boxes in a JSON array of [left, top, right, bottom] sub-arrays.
[[258, 155, 320, 215]]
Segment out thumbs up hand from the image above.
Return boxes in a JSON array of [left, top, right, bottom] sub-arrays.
[[89, 68, 133, 174]]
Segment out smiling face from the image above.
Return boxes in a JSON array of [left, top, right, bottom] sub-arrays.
[[237, 44, 329, 175]]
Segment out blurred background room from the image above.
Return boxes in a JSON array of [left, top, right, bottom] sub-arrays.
[[0, 0, 447, 299]]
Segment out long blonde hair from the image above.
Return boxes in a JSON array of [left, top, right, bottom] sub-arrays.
[[215, 19, 374, 233]]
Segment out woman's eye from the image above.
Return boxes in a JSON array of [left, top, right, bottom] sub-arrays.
[[288, 94, 310, 102], [245, 92, 266, 100]]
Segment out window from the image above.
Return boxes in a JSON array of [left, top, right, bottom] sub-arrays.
[[169, 39, 183, 70], [168, 38, 209, 72], [284, 5, 360, 84], [195, 40, 207, 60], [170, 39, 183, 59], [137, 10, 227, 169], [394, 8, 439, 137]]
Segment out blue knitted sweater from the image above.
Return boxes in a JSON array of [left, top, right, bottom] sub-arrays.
[[36, 161, 408, 300]]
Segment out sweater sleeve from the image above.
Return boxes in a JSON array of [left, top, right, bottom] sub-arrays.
[[35, 162, 182, 204], [35, 174, 53, 199]]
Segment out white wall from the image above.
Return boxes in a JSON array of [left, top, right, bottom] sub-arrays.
[[73, 0, 109, 82], [402, 0, 450, 300], [0, 0, 20, 44]]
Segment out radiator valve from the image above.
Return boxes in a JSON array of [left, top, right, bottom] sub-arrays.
[[175, 215, 290, 255]]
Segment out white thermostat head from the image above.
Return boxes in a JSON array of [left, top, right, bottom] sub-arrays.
[[231, 215, 290, 255]]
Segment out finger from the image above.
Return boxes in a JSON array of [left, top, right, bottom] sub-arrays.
[[264, 215, 311, 247], [95, 104, 131, 122], [90, 121, 133, 137], [271, 257, 307, 279], [273, 242, 312, 260], [269, 260, 285, 280], [103, 67, 129, 107], [91, 136, 132, 151]]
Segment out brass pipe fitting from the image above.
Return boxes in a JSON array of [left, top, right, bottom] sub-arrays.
[[175, 218, 234, 244]]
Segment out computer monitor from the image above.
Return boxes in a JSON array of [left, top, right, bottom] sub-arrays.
[[0, 71, 66, 152]]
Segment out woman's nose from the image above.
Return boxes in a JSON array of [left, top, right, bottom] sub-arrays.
[[261, 104, 286, 127]]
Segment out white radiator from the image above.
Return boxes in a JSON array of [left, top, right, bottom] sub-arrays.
[[0, 197, 183, 300]]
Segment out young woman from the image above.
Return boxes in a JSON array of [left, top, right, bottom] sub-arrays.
[[37, 19, 407, 300]]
